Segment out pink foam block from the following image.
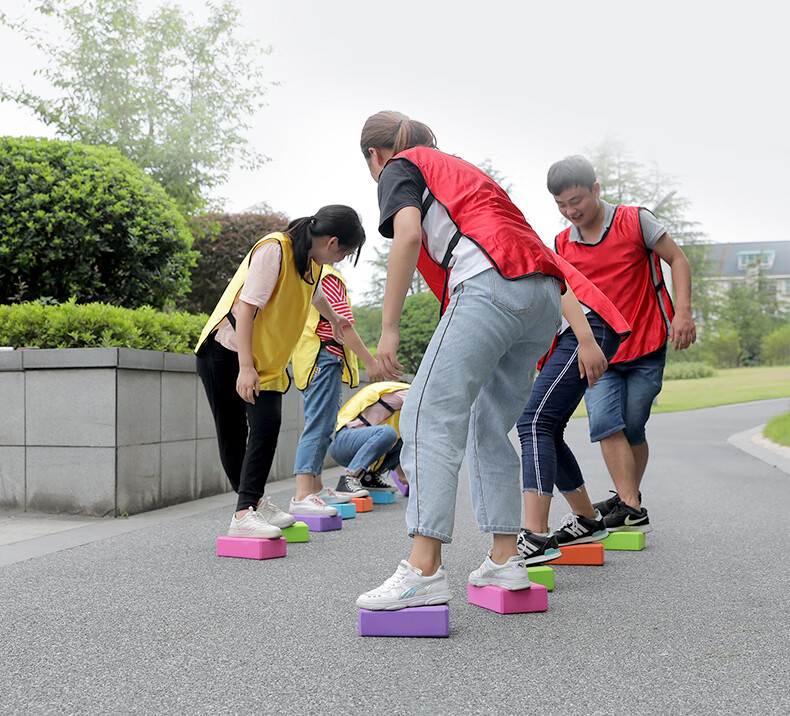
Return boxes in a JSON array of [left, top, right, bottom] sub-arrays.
[[467, 583, 548, 614], [358, 605, 449, 637], [389, 470, 409, 497], [216, 536, 287, 560], [289, 513, 342, 531]]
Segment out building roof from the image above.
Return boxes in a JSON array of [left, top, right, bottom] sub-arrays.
[[702, 240, 790, 277]]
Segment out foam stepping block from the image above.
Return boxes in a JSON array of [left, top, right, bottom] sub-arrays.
[[389, 470, 409, 497], [467, 583, 548, 614], [371, 491, 397, 504], [552, 543, 605, 565], [333, 502, 357, 519], [216, 536, 286, 560], [290, 513, 342, 532], [601, 531, 646, 551], [281, 521, 309, 543], [351, 496, 373, 513], [526, 565, 555, 591], [358, 605, 449, 637]]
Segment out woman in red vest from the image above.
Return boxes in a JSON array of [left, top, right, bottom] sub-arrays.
[[355, 111, 566, 611]]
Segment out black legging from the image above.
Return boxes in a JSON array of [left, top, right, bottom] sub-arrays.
[[196, 334, 282, 511]]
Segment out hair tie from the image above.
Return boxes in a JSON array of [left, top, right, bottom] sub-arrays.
[[310, 216, 316, 225]]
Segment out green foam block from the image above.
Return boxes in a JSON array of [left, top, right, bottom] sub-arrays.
[[281, 521, 309, 543], [526, 565, 555, 591], [601, 531, 645, 551]]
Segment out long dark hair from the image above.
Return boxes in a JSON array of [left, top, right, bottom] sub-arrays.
[[283, 205, 366, 279]]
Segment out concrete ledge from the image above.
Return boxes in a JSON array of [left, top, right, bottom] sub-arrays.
[[728, 425, 790, 476]]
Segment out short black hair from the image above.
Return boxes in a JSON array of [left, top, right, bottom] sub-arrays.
[[547, 155, 596, 196]]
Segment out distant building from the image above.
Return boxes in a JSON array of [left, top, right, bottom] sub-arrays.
[[691, 241, 790, 310]]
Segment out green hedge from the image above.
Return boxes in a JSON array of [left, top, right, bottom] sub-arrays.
[[663, 361, 715, 380], [0, 136, 196, 308], [0, 300, 206, 354], [764, 411, 790, 447]]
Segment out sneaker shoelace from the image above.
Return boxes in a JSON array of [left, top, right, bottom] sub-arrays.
[[307, 494, 328, 507], [558, 512, 581, 534], [257, 497, 279, 516], [344, 474, 364, 491]]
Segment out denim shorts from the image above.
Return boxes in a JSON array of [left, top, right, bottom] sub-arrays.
[[584, 344, 667, 445]]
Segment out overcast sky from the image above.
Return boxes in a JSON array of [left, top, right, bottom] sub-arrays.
[[1, 0, 788, 302]]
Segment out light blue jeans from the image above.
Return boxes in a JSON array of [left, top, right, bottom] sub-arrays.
[[293, 349, 343, 476], [401, 269, 562, 543], [329, 425, 402, 474]]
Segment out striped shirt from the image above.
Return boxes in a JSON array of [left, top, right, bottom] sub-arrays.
[[315, 274, 354, 357]]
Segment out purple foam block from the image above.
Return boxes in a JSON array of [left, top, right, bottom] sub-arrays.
[[289, 513, 342, 531], [216, 536, 287, 560], [467, 583, 548, 614], [358, 605, 449, 637], [389, 470, 409, 497]]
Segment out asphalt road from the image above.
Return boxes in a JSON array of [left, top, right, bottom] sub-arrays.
[[2, 398, 789, 715]]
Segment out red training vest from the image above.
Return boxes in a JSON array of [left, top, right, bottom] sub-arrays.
[[390, 147, 565, 311], [555, 205, 674, 363]]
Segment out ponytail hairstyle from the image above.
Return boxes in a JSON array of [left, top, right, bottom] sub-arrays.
[[283, 204, 366, 279], [360, 110, 437, 158]]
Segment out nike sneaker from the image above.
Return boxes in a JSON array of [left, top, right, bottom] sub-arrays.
[[594, 490, 642, 517], [604, 500, 651, 533]]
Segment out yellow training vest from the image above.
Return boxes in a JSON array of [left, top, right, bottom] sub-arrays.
[[335, 381, 410, 471], [194, 233, 318, 393], [291, 265, 360, 391]]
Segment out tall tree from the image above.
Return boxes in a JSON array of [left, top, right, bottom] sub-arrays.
[[1, 0, 272, 214], [586, 139, 715, 320]]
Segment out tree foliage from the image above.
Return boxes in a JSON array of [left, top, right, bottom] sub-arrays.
[[398, 291, 440, 374], [1, 0, 272, 213], [586, 139, 715, 320], [0, 136, 196, 308], [181, 206, 289, 314]]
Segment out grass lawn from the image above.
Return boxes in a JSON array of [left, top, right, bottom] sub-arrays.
[[572, 365, 790, 418], [764, 411, 790, 447]]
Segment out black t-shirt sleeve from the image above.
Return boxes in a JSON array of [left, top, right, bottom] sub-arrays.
[[377, 160, 426, 238]]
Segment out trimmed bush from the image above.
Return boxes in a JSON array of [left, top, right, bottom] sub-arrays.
[[0, 136, 196, 308], [0, 300, 206, 354], [663, 361, 715, 380], [181, 209, 289, 314]]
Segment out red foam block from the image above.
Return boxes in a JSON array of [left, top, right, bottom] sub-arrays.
[[467, 583, 548, 614], [358, 605, 449, 637], [552, 543, 604, 566], [216, 536, 286, 560]]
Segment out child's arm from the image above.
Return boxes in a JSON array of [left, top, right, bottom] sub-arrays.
[[378, 206, 422, 379], [312, 287, 350, 345], [652, 234, 696, 351], [561, 285, 608, 388], [235, 299, 261, 404], [341, 326, 382, 382]]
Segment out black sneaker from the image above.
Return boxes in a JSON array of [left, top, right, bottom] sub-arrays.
[[335, 473, 370, 498], [603, 500, 652, 533], [516, 529, 562, 565], [594, 490, 642, 517], [359, 469, 397, 492], [552, 511, 608, 546]]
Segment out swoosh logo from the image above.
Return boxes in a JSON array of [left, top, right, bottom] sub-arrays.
[[624, 515, 646, 526]]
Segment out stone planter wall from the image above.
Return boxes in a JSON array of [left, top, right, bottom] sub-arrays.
[[0, 348, 359, 517]]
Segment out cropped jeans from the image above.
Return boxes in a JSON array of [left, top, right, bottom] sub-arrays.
[[517, 312, 621, 496], [400, 269, 561, 543], [293, 349, 344, 476], [329, 425, 403, 475]]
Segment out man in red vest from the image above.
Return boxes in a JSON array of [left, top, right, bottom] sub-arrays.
[[548, 155, 696, 532]]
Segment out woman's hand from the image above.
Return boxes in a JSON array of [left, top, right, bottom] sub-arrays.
[[577, 338, 608, 388], [328, 311, 350, 345], [364, 359, 384, 383], [236, 365, 260, 404], [376, 328, 404, 379]]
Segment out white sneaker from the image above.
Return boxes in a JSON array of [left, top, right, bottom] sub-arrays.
[[468, 551, 532, 591], [313, 487, 351, 505], [228, 507, 282, 539], [356, 560, 452, 611], [289, 494, 338, 517], [256, 496, 296, 529]]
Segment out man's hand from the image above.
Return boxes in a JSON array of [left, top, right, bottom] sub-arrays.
[[578, 338, 608, 388], [669, 309, 696, 351]]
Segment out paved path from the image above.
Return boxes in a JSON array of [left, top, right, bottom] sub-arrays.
[[2, 398, 789, 715]]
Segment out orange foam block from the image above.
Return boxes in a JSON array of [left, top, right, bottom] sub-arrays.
[[352, 496, 373, 513], [551, 542, 604, 565]]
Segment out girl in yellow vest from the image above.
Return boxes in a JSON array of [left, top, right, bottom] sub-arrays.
[[289, 265, 382, 515], [195, 205, 366, 540], [329, 382, 410, 493]]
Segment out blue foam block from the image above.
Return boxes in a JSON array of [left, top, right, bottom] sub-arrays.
[[371, 491, 397, 504], [334, 502, 357, 519]]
